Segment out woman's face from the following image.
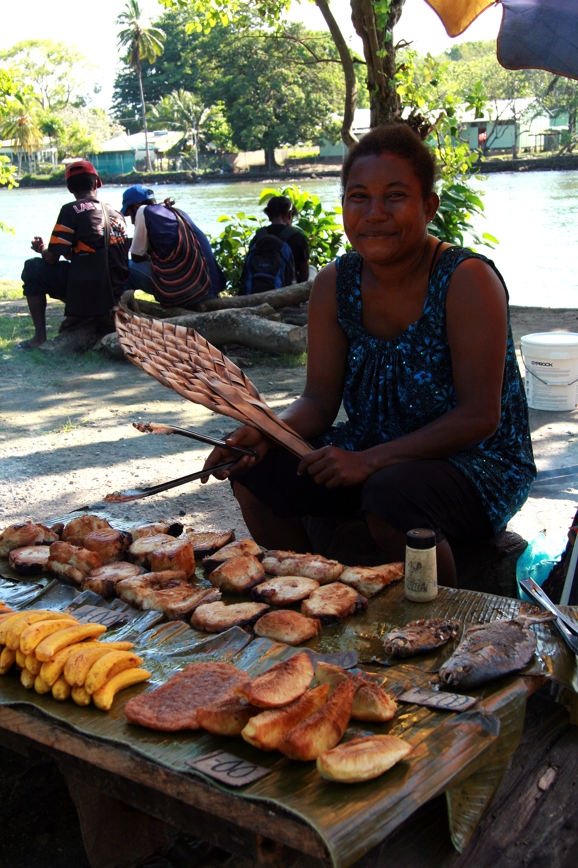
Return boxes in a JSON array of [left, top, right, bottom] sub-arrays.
[[342, 153, 439, 265]]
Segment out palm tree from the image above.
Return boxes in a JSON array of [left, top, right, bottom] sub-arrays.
[[0, 104, 44, 176], [116, 0, 165, 172], [149, 91, 211, 170]]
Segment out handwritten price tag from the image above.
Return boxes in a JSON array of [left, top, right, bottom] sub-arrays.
[[304, 649, 359, 670], [70, 605, 128, 628], [399, 687, 477, 712], [186, 750, 272, 787]]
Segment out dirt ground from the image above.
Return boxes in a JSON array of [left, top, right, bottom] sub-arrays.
[[2, 297, 578, 547]]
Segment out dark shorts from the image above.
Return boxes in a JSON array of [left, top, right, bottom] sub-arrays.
[[235, 447, 493, 544], [21, 257, 70, 300]]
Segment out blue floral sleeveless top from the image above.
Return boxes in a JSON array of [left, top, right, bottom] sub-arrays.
[[322, 247, 536, 533]]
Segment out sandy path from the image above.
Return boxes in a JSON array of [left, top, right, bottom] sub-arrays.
[[1, 299, 578, 550]]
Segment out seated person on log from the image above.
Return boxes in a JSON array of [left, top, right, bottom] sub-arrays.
[[20, 161, 130, 348], [238, 195, 311, 295], [122, 185, 225, 308], [202, 124, 536, 588]]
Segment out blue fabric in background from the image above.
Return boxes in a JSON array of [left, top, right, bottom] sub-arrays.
[[500, 0, 578, 79]]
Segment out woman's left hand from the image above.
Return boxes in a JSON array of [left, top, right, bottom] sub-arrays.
[[297, 446, 373, 488]]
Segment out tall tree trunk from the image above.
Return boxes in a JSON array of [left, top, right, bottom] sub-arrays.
[[350, 0, 406, 127], [315, 0, 359, 148], [137, 56, 152, 172]]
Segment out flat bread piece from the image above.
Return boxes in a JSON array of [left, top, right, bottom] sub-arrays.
[[253, 611, 322, 646], [317, 734, 412, 783], [262, 551, 343, 584], [124, 661, 247, 731], [208, 554, 265, 594], [116, 572, 220, 619], [301, 582, 368, 624], [251, 576, 319, 606], [339, 563, 404, 597], [8, 545, 51, 576], [81, 562, 144, 597], [191, 601, 269, 633], [202, 538, 263, 572], [180, 529, 235, 556]]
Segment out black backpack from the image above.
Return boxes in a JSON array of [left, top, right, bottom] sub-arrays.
[[239, 226, 297, 295]]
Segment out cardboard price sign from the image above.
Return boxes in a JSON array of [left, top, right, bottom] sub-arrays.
[[69, 605, 128, 628], [186, 750, 272, 787], [399, 686, 477, 712]]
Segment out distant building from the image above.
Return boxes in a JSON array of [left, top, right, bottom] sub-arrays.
[[318, 109, 371, 162], [89, 130, 185, 175], [457, 98, 567, 154], [0, 137, 58, 172]]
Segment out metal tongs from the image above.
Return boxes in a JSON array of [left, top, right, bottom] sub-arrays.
[[519, 577, 578, 655], [104, 422, 257, 503]]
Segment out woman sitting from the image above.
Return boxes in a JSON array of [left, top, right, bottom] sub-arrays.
[[203, 124, 535, 587]]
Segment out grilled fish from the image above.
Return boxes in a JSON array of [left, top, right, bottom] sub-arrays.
[[438, 615, 553, 689], [384, 618, 461, 658]]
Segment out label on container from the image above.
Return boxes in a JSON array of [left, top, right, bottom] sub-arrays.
[[399, 687, 477, 711], [186, 750, 272, 787], [404, 549, 438, 602]]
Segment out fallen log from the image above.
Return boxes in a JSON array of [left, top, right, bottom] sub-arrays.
[[192, 281, 312, 312], [128, 298, 192, 318], [39, 319, 112, 354], [165, 308, 307, 355], [97, 331, 126, 361], [161, 303, 278, 328]]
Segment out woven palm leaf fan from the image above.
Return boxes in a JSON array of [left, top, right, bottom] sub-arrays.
[[115, 293, 313, 458]]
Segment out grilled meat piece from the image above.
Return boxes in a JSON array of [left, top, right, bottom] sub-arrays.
[[301, 582, 368, 625], [81, 562, 144, 597], [149, 538, 195, 579], [128, 520, 183, 541], [128, 534, 175, 568], [236, 652, 314, 708], [262, 551, 343, 584], [202, 538, 263, 572], [61, 515, 112, 548], [278, 679, 355, 761], [251, 576, 319, 606], [0, 522, 47, 557], [180, 528, 235, 556], [317, 734, 411, 783], [253, 610, 322, 646], [191, 601, 269, 634], [8, 545, 51, 576], [384, 618, 461, 658], [208, 554, 265, 594], [83, 529, 128, 565], [340, 563, 404, 597], [47, 541, 103, 584], [438, 616, 546, 689], [124, 661, 247, 731], [197, 696, 260, 736], [116, 572, 219, 620], [241, 684, 330, 751]]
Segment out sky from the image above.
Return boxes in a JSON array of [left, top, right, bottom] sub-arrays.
[[0, 0, 503, 113]]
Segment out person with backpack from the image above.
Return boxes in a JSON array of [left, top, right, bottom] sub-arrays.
[[122, 185, 225, 308], [239, 195, 310, 295]]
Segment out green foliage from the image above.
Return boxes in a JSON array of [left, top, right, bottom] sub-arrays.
[[209, 185, 346, 292], [117, 0, 166, 68], [0, 40, 93, 110]]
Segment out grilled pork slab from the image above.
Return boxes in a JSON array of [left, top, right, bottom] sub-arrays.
[[236, 652, 314, 708], [116, 572, 219, 620], [241, 684, 330, 751], [253, 610, 322, 646], [339, 563, 404, 597], [8, 545, 51, 576], [251, 575, 319, 606], [180, 528, 235, 556], [149, 538, 195, 579], [278, 679, 355, 761], [128, 520, 183, 541], [202, 538, 263, 572], [208, 554, 265, 594], [384, 618, 461, 658], [262, 551, 343, 584], [81, 562, 144, 597], [83, 529, 128, 565], [61, 515, 112, 548], [128, 534, 176, 567], [317, 734, 411, 783], [124, 661, 247, 731], [47, 541, 103, 584], [301, 582, 368, 624], [191, 601, 269, 633], [0, 522, 48, 557]]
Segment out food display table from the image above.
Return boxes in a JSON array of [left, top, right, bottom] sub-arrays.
[[1, 561, 576, 868]]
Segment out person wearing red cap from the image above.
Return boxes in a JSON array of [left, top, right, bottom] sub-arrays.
[[19, 160, 130, 348]]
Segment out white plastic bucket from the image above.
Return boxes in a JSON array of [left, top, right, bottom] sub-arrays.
[[521, 332, 578, 411]]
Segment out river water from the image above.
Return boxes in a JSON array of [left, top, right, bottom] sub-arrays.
[[1, 170, 577, 308]]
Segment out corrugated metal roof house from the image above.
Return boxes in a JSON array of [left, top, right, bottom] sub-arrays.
[[89, 130, 184, 175]]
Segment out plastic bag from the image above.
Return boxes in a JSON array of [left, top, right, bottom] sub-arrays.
[[516, 531, 568, 602]]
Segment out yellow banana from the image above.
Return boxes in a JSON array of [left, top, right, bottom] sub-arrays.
[[24, 654, 42, 675], [92, 668, 151, 711], [5, 611, 77, 650], [35, 623, 107, 662], [20, 668, 35, 689], [71, 686, 92, 706], [52, 675, 72, 701], [0, 646, 16, 674], [85, 651, 144, 695], [15, 649, 26, 669], [34, 674, 52, 694], [39, 640, 135, 687], [64, 646, 133, 688], [0, 611, 53, 644], [20, 619, 80, 656]]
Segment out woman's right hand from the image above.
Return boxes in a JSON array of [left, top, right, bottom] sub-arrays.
[[200, 426, 271, 482]]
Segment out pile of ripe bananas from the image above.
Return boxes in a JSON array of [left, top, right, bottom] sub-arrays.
[[0, 607, 150, 710]]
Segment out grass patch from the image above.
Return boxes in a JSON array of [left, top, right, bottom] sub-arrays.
[[0, 280, 23, 300]]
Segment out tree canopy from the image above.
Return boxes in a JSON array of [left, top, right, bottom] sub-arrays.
[[0, 40, 94, 110]]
